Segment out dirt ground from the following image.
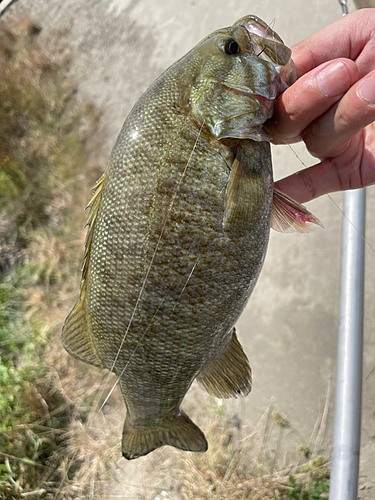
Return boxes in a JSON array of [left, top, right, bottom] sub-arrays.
[[2, 0, 374, 497]]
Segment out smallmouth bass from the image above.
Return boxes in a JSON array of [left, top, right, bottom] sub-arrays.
[[62, 15, 321, 460]]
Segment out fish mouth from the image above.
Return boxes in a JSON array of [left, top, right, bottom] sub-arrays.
[[237, 15, 297, 92], [221, 83, 274, 103], [218, 83, 274, 141]]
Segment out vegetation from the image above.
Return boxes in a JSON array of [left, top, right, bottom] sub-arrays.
[[0, 15, 331, 500], [162, 402, 331, 500], [0, 17, 100, 498]]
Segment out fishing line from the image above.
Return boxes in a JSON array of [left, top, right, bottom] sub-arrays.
[[285, 143, 375, 254], [171, 259, 199, 313], [268, 18, 277, 32], [84, 123, 207, 441], [60, 15, 372, 478], [100, 253, 201, 411], [79, 125, 206, 436], [98, 295, 167, 411], [62, 48, 207, 433], [109, 120, 205, 374], [94, 120, 206, 415]]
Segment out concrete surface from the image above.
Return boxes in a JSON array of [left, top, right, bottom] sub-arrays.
[[3, 0, 374, 496]]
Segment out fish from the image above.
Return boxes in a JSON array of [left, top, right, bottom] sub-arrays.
[[62, 15, 322, 460]]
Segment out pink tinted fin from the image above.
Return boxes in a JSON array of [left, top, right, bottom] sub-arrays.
[[197, 328, 252, 399], [122, 410, 207, 460], [271, 188, 324, 233]]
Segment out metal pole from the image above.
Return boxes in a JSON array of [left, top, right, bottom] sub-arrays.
[[329, 0, 370, 495], [0, 0, 21, 19], [329, 188, 366, 500]]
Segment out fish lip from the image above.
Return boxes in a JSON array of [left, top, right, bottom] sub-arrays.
[[220, 83, 275, 102], [240, 18, 297, 90]]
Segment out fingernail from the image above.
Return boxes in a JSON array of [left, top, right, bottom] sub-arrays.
[[316, 61, 350, 98], [357, 72, 375, 105]]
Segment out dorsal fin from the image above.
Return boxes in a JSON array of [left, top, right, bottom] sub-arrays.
[[61, 173, 106, 369], [80, 174, 106, 294]]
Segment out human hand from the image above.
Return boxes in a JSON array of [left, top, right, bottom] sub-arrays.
[[266, 8, 375, 204]]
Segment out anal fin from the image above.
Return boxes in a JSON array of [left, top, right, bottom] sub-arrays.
[[62, 298, 104, 369], [122, 410, 207, 460], [197, 328, 252, 399]]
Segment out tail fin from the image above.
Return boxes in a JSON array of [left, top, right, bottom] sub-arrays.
[[122, 410, 208, 460]]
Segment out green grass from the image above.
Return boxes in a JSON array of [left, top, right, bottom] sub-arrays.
[[0, 14, 331, 500], [0, 17, 99, 499], [284, 456, 330, 499], [286, 476, 330, 499]]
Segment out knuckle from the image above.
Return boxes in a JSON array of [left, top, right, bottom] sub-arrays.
[[301, 125, 326, 158]]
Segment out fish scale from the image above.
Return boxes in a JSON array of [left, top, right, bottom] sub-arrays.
[[62, 15, 321, 460]]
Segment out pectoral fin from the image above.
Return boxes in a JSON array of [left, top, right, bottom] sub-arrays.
[[197, 328, 252, 399], [224, 159, 266, 232], [271, 188, 323, 233]]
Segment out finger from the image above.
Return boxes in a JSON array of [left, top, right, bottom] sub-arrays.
[[267, 58, 358, 144], [274, 127, 375, 204], [302, 69, 375, 158], [291, 9, 375, 78]]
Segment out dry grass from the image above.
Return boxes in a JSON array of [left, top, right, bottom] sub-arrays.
[[0, 14, 331, 500], [48, 378, 330, 499], [0, 15, 101, 499], [170, 402, 330, 500]]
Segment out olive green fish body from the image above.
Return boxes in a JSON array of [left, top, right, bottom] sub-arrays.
[[89, 94, 272, 417], [63, 16, 299, 459]]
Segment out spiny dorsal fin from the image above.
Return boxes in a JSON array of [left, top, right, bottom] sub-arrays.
[[197, 328, 252, 399], [61, 174, 106, 369], [81, 174, 106, 291], [271, 188, 323, 233]]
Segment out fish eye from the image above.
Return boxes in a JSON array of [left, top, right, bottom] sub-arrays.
[[223, 38, 240, 56]]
